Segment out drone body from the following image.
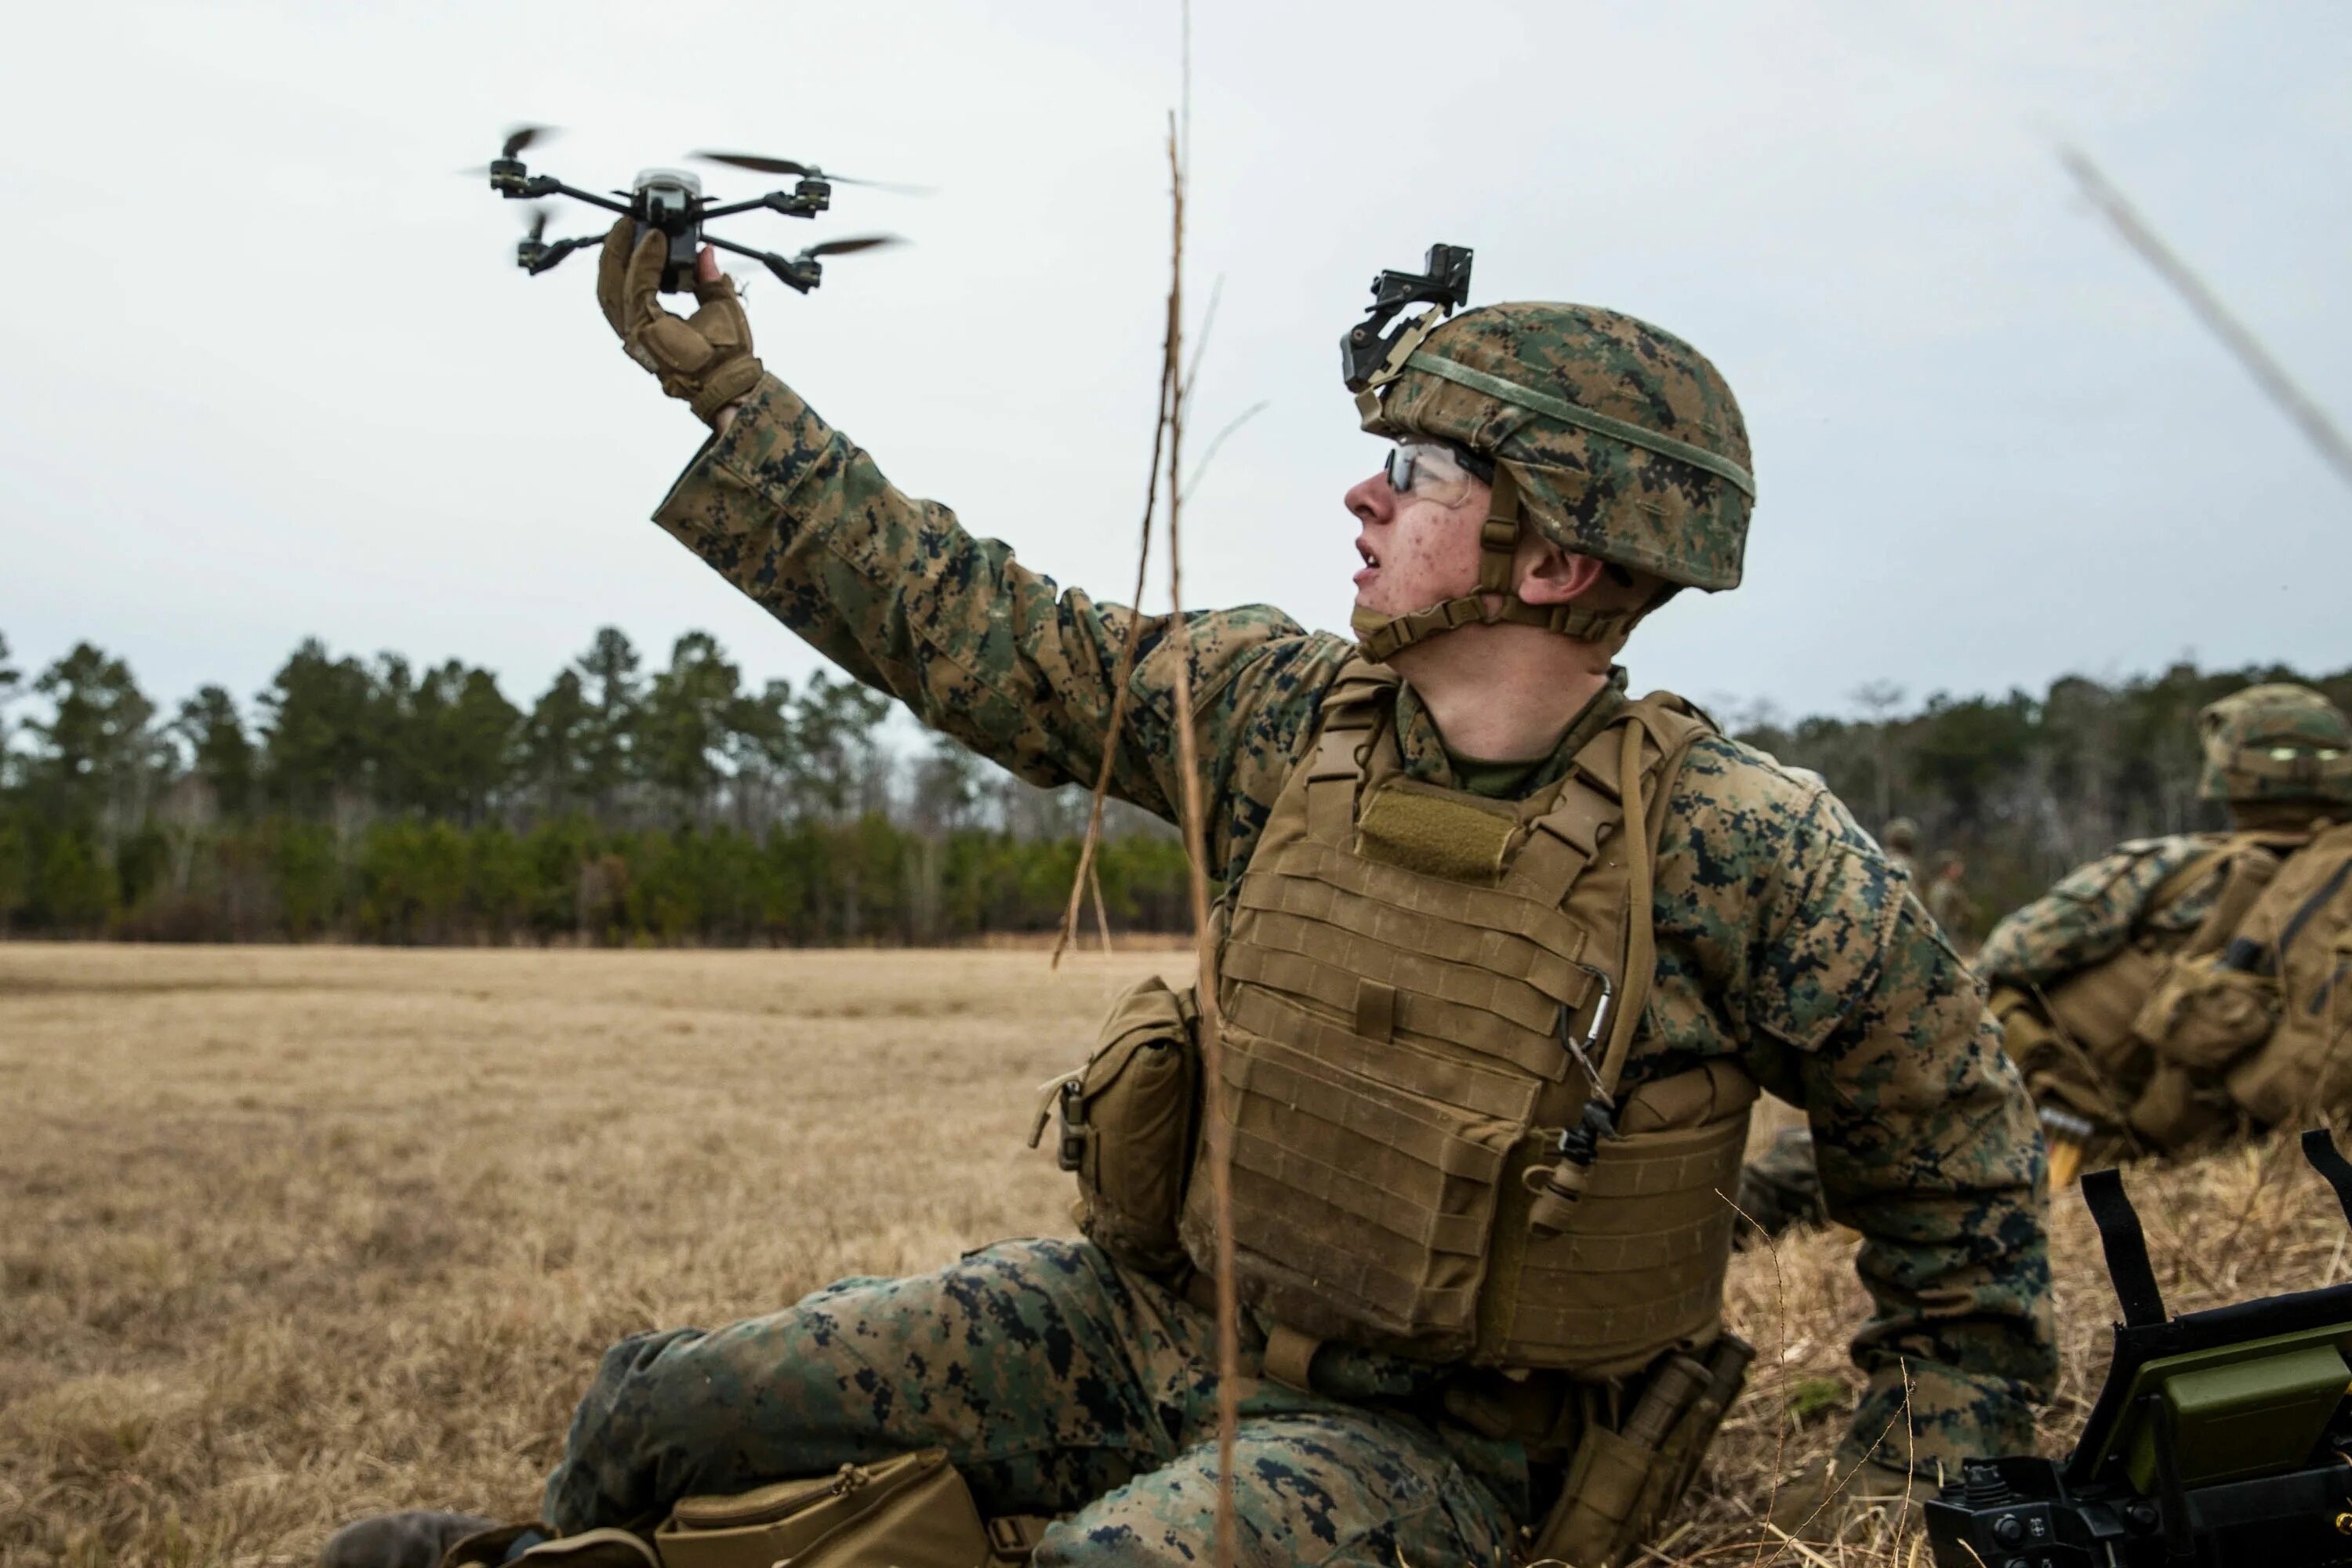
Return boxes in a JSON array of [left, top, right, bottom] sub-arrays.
[[480, 127, 904, 295]]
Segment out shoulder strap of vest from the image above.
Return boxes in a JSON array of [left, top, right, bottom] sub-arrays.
[[1598, 700, 1713, 1098], [1507, 694, 1711, 902], [2148, 831, 2299, 926], [1507, 695, 1714, 1098], [1320, 656, 1398, 732], [1300, 659, 1400, 841]]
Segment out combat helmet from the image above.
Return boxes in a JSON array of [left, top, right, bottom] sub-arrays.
[[1345, 264, 1755, 662], [2197, 683, 2352, 807]]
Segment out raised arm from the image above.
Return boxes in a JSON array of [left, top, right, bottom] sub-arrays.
[[601, 223, 1312, 859]]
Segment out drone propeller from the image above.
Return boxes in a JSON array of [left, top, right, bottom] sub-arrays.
[[503, 123, 556, 159], [800, 234, 902, 260], [689, 150, 931, 195], [521, 205, 551, 244]]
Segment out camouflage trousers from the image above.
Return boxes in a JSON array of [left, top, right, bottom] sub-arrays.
[[543, 1239, 1519, 1566]]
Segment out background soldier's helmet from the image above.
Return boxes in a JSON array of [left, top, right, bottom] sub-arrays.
[[2197, 684, 2352, 806], [1882, 817, 1920, 853], [1359, 302, 1755, 591]]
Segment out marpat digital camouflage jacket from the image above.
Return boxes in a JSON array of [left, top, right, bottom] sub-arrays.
[[646, 373, 2057, 1474]]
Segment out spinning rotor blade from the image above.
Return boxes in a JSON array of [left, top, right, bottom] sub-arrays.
[[521, 205, 551, 243], [503, 123, 556, 159], [690, 150, 930, 194], [693, 150, 815, 178], [800, 234, 904, 260]]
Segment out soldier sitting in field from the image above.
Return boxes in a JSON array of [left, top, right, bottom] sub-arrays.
[[325, 225, 2055, 1566], [1737, 684, 2352, 1232], [1980, 684, 2352, 1188]]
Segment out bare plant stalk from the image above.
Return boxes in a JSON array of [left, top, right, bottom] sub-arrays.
[[1049, 355, 1172, 969], [1087, 858, 1113, 953], [2060, 145, 2352, 494], [1160, 108, 1241, 1568]]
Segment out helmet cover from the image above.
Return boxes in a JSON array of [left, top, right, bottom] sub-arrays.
[[1360, 302, 1754, 591], [2198, 683, 2352, 806]]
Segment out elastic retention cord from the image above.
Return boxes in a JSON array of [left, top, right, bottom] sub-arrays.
[[1403, 351, 1755, 499]]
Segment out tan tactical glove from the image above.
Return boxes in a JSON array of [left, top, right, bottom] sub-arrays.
[[1766, 1452, 1942, 1547], [597, 220, 764, 424]]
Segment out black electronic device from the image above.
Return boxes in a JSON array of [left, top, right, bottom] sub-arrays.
[[1923, 1131, 2352, 1567], [1340, 242, 1474, 391], [473, 125, 911, 293]]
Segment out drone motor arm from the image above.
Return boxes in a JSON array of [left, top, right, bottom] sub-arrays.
[[699, 186, 829, 221], [524, 235, 604, 275], [703, 232, 820, 293]]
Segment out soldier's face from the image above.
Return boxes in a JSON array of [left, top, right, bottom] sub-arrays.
[[1343, 461, 1493, 618]]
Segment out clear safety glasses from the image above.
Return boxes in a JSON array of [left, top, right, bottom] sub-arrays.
[[1382, 441, 1487, 507]]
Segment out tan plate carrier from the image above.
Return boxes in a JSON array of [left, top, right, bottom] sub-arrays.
[[1178, 660, 1757, 1378]]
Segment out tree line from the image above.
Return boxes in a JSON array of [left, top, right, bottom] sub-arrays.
[[1733, 660, 2352, 936], [0, 627, 1188, 945], [2, 625, 2342, 946]]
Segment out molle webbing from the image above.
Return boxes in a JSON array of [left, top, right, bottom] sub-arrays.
[[1183, 662, 1751, 1372]]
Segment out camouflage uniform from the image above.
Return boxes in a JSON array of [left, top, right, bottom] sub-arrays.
[[1974, 838, 2224, 993], [550, 1241, 1518, 1564], [527, 368, 2057, 1555]]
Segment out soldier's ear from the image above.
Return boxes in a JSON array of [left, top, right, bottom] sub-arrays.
[[1515, 543, 1607, 607]]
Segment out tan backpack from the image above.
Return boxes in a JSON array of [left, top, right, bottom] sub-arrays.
[[2219, 822, 2352, 1126]]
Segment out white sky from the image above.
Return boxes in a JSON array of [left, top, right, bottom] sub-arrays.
[[2, 0, 2348, 731]]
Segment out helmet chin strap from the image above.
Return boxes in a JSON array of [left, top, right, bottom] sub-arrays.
[[1349, 465, 1651, 663]]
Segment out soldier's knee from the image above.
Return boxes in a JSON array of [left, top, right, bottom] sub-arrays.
[[1033, 1513, 1196, 1566]]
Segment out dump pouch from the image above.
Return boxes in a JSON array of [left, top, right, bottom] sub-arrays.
[[2041, 946, 2165, 1078], [1530, 1334, 1755, 1566], [653, 1449, 993, 1568], [2132, 961, 2278, 1073], [1033, 974, 1200, 1274]]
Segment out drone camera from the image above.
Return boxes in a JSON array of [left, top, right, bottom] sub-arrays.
[[633, 169, 706, 292]]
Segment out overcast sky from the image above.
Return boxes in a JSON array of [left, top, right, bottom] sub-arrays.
[[2, 1, 2347, 734]]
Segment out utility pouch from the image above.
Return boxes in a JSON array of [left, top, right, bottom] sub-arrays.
[[653, 1449, 992, 1568], [1530, 1334, 1754, 1567], [2042, 946, 2166, 1077], [2124, 1060, 2241, 1152], [2131, 960, 2278, 1073], [1029, 975, 1200, 1274]]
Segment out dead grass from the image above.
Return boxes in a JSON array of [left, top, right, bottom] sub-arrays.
[[4, 943, 2350, 1567]]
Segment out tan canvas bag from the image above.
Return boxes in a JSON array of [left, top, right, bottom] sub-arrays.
[[1030, 975, 1200, 1274], [653, 1450, 994, 1568], [2225, 822, 2352, 1125]]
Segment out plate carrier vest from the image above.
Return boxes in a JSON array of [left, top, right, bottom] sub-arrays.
[[1178, 659, 1758, 1378]]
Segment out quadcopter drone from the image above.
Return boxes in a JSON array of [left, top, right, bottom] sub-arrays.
[[474, 125, 910, 294]]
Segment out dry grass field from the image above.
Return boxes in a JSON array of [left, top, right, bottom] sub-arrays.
[[6, 942, 2351, 1567]]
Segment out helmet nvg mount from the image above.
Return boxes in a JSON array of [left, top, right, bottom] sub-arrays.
[[1342, 243, 1758, 663], [2198, 684, 2352, 808]]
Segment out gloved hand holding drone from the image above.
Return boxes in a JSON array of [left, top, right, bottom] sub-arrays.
[[473, 125, 913, 426]]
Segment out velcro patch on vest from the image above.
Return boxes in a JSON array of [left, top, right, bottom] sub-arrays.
[[1354, 783, 1523, 882]]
